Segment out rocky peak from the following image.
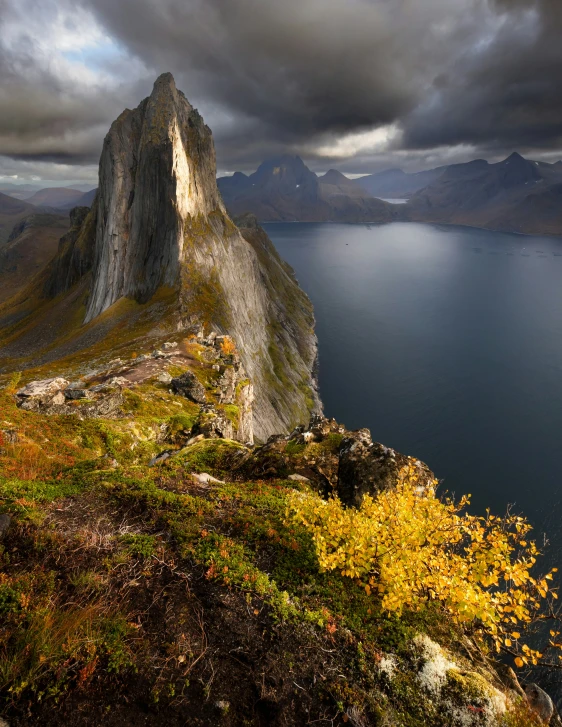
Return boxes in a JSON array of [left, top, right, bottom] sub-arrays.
[[320, 169, 350, 184], [250, 155, 318, 193], [38, 73, 321, 441], [495, 151, 541, 187], [86, 72, 225, 322]]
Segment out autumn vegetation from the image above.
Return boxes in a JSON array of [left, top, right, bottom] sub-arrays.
[[289, 463, 560, 670]]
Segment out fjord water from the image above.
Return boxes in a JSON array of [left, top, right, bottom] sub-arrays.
[[265, 221, 562, 562]]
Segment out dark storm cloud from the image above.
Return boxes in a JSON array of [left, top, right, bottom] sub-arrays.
[[0, 0, 561, 180], [400, 0, 562, 156], [80, 0, 487, 167], [0, 0, 153, 169]]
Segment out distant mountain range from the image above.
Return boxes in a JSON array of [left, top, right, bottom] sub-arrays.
[[0, 184, 97, 208], [2, 151, 561, 242], [219, 152, 562, 235], [218, 156, 397, 223], [406, 153, 562, 236]]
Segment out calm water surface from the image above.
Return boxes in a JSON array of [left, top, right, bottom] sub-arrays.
[[265, 221, 562, 565]]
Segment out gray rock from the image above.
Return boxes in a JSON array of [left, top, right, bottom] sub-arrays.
[[108, 377, 130, 388], [191, 472, 224, 485], [162, 341, 178, 350], [157, 372, 173, 384], [171, 371, 207, 404], [64, 388, 87, 400], [193, 409, 234, 440], [184, 434, 205, 448], [523, 683, 553, 723], [337, 429, 434, 507], [0, 513, 12, 538], [50, 391, 66, 406], [16, 377, 69, 399], [149, 452, 172, 466], [288, 473, 310, 482]]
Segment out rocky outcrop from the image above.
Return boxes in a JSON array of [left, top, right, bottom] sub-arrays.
[[238, 415, 434, 504], [523, 683, 554, 724], [40, 74, 320, 441], [337, 428, 434, 507], [171, 371, 207, 404]]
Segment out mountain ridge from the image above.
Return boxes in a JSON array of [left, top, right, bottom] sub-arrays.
[[218, 155, 397, 223], [220, 153, 562, 235]]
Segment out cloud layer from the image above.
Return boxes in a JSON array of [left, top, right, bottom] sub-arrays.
[[0, 0, 561, 182]]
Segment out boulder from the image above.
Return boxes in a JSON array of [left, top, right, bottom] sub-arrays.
[[149, 451, 172, 466], [16, 377, 69, 399], [64, 388, 88, 400], [288, 473, 310, 482], [192, 409, 234, 440], [157, 372, 173, 384], [523, 683, 553, 724], [0, 429, 18, 444], [192, 472, 225, 485], [337, 429, 433, 507], [162, 341, 178, 350], [171, 371, 207, 404]]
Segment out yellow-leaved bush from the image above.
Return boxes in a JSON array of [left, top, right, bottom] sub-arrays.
[[287, 464, 558, 666]]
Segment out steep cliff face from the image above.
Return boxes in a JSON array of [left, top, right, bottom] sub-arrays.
[[36, 74, 320, 440], [86, 74, 225, 321]]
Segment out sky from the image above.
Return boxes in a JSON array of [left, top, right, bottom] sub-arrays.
[[0, 0, 561, 186]]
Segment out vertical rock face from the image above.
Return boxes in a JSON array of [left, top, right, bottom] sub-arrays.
[[86, 73, 224, 321], [52, 73, 320, 440]]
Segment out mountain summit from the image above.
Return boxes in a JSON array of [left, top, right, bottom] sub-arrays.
[[0, 74, 321, 439], [87, 73, 225, 322]]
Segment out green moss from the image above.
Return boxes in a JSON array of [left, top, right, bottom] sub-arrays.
[[167, 412, 197, 434], [222, 404, 239, 425], [120, 534, 157, 559]]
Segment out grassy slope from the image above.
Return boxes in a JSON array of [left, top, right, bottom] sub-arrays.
[[0, 367, 540, 726], [0, 215, 69, 304]]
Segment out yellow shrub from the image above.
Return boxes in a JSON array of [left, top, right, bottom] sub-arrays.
[[288, 464, 558, 666], [220, 337, 236, 357]]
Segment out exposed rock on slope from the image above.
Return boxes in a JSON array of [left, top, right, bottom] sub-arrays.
[[43, 206, 96, 298], [1, 74, 320, 441]]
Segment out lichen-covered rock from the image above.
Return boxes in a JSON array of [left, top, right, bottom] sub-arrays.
[[523, 683, 554, 723], [171, 371, 207, 404], [413, 634, 508, 726], [0, 429, 18, 444], [0, 513, 11, 539], [192, 407, 234, 440], [16, 377, 69, 399]]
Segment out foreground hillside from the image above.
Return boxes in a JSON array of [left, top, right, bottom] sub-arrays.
[[0, 336, 558, 726]]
